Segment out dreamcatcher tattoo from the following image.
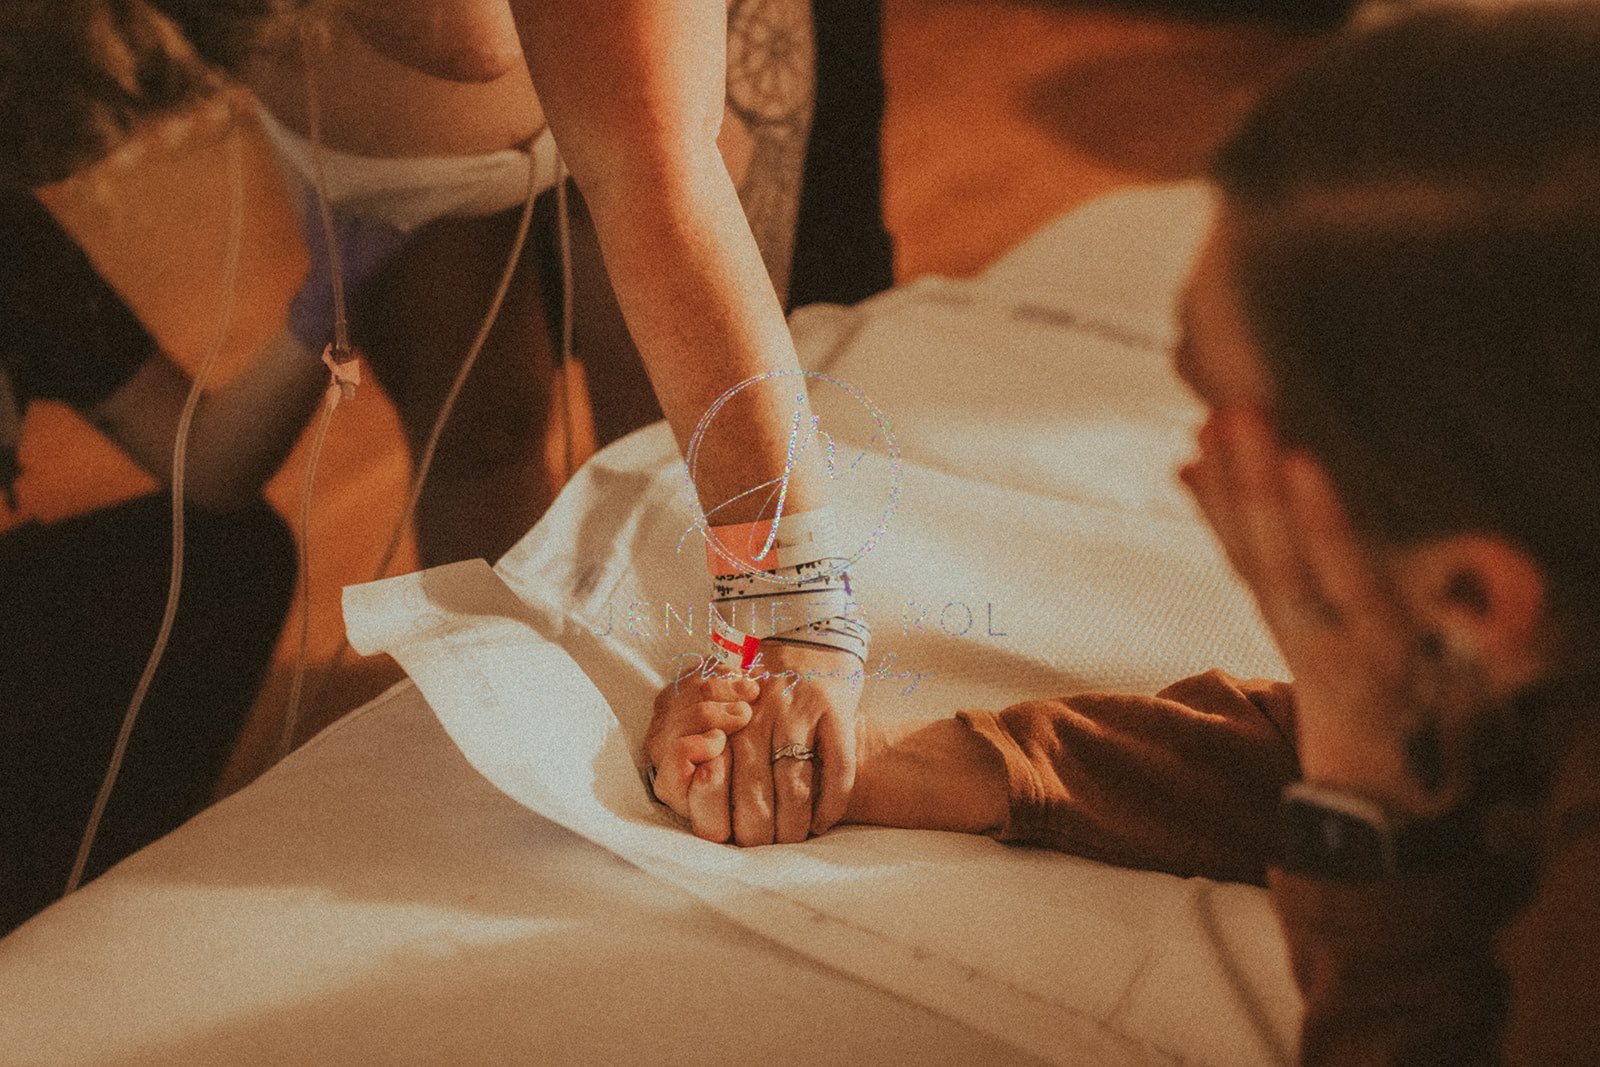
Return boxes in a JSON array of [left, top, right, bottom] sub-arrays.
[[726, 0, 815, 303]]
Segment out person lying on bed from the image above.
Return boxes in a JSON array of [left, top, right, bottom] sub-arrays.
[[648, 5, 1600, 1061]]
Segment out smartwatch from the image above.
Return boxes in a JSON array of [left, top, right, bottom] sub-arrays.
[[1277, 781, 1481, 881]]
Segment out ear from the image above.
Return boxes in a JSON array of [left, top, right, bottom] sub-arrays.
[[1394, 535, 1551, 695]]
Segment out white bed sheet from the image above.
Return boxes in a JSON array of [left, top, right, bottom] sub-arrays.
[[0, 680, 1031, 1065], [0, 183, 1297, 1066]]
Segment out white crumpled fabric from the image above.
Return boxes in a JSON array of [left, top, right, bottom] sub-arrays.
[[344, 183, 1297, 1067]]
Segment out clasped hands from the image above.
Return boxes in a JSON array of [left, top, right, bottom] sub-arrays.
[[645, 642, 865, 845]]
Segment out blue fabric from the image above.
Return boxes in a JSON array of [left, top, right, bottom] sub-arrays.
[[286, 189, 407, 350]]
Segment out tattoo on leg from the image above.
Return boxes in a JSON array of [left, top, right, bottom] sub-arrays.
[[726, 0, 815, 304]]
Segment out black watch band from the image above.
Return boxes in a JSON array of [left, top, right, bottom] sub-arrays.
[[1277, 781, 1481, 881]]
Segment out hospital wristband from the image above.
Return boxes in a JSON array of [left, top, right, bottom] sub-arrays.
[[705, 507, 845, 578], [763, 612, 872, 661], [710, 577, 861, 640], [704, 507, 870, 669], [709, 607, 871, 671]]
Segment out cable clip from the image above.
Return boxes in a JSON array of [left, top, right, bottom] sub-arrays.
[[321, 343, 361, 404]]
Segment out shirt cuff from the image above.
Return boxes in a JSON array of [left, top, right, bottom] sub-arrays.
[[1269, 860, 1522, 974], [954, 709, 1050, 842], [1270, 861, 1523, 1065]]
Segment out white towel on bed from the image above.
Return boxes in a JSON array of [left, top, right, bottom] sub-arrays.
[[344, 182, 1297, 1067]]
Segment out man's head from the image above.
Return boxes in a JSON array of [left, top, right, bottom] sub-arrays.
[[1180, 2, 1600, 683]]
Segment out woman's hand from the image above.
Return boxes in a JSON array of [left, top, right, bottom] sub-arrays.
[[646, 643, 868, 846], [646, 664, 757, 841], [1180, 409, 1469, 816], [727, 642, 865, 846]]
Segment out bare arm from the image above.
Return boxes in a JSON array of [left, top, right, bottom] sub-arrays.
[[507, 0, 826, 522], [512, 1, 868, 846], [845, 716, 1011, 834]]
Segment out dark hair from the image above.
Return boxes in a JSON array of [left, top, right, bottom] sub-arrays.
[[1065, 0, 1360, 34], [0, 0, 306, 186], [1211, 3, 1600, 633]]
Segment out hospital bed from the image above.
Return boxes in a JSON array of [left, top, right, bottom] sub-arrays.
[[0, 184, 1299, 1066]]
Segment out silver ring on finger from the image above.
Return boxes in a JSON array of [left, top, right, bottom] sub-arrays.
[[771, 743, 818, 765]]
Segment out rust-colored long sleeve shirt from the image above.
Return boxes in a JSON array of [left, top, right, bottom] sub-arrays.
[[955, 669, 1600, 1065]]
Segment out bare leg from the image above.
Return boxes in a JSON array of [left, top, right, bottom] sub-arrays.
[[359, 206, 559, 567]]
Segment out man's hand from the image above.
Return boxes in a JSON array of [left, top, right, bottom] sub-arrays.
[[1180, 409, 1475, 816], [646, 665, 756, 841], [728, 642, 865, 846]]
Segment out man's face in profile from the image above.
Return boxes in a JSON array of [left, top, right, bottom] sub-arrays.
[[1172, 219, 1276, 423]]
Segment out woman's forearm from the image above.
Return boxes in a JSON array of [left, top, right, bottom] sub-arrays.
[[580, 155, 829, 521], [510, 0, 828, 525]]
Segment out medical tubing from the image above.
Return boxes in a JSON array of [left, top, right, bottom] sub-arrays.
[[65, 123, 248, 897], [299, 22, 348, 356], [278, 388, 338, 760], [277, 23, 363, 762], [281, 137, 547, 756], [556, 160, 577, 481], [369, 142, 541, 584]]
